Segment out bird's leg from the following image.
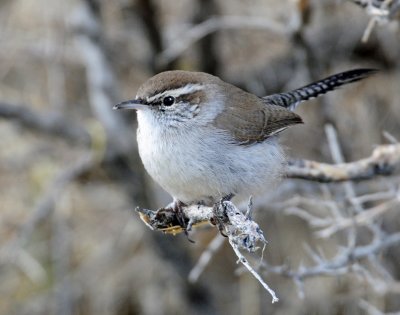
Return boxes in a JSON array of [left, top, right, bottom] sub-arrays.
[[211, 194, 235, 237]]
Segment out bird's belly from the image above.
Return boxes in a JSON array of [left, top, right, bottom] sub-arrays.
[[137, 125, 285, 205]]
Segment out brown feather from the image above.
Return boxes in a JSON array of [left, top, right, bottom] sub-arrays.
[[213, 83, 303, 144]]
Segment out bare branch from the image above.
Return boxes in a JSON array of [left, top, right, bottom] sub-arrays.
[[325, 123, 359, 249], [137, 199, 278, 302], [316, 197, 400, 238], [350, 0, 400, 42], [287, 144, 400, 182], [229, 238, 278, 303], [262, 231, 400, 286]]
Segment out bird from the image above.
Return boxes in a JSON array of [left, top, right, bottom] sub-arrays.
[[114, 68, 376, 224]]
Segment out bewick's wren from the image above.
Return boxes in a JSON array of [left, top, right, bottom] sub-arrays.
[[114, 69, 375, 211]]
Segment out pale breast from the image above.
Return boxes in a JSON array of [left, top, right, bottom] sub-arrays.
[[136, 110, 286, 205], [136, 111, 226, 204]]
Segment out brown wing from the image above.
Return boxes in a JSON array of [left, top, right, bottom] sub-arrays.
[[213, 85, 303, 145]]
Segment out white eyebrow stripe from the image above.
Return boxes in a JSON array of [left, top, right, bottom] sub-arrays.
[[146, 84, 204, 103]]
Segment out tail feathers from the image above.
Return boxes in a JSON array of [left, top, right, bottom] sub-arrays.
[[263, 68, 378, 110]]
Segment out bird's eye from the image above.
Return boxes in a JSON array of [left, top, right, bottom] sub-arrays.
[[162, 96, 175, 106]]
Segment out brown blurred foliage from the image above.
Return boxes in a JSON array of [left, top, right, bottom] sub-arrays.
[[0, 0, 399, 315]]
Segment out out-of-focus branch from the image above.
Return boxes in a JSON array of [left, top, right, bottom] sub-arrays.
[[51, 210, 73, 315], [0, 102, 91, 145], [133, 0, 169, 72], [287, 144, 400, 182], [316, 196, 399, 238], [188, 234, 226, 283], [261, 230, 400, 298], [10, 154, 95, 251], [270, 124, 400, 298], [157, 16, 290, 67], [71, 0, 134, 156], [192, 0, 220, 74], [0, 153, 95, 282], [350, 0, 400, 42], [70, 0, 150, 207]]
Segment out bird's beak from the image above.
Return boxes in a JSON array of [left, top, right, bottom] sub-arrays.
[[113, 99, 147, 110]]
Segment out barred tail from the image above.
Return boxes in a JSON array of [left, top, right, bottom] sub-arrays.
[[263, 68, 377, 110]]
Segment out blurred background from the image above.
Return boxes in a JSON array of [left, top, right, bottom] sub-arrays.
[[0, 0, 399, 314]]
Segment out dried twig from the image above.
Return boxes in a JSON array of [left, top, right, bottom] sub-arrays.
[[137, 199, 279, 303], [229, 238, 278, 303]]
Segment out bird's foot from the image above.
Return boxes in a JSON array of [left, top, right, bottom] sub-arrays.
[[172, 199, 187, 227], [156, 199, 194, 242], [211, 194, 235, 237]]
